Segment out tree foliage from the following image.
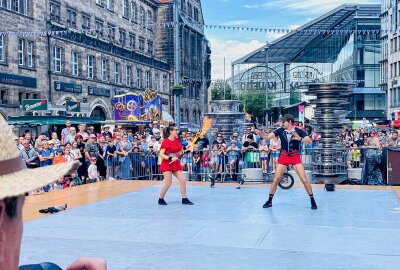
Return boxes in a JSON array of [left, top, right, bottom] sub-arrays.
[[211, 81, 237, 100]]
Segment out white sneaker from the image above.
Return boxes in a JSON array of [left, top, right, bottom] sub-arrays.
[[109, 177, 115, 181]]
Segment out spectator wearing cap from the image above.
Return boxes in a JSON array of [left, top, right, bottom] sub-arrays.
[[53, 148, 65, 165], [87, 126, 96, 137], [47, 140, 56, 151], [231, 133, 242, 148], [102, 125, 112, 138], [150, 121, 159, 135], [153, 128, 162, 141], [84, 134, 100, 166], [87, 157, 99, 183]]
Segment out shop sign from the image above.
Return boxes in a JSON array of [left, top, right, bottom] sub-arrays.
[[88, 86, 111, 97], [22, 99, 48, 112], [54, 81, 82, 94], [0, 72, 37, 88], [66, 101, 81, 112]]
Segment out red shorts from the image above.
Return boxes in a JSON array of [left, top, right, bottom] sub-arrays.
[[278, 153, 302, 166], [160, 160, 183, 173]]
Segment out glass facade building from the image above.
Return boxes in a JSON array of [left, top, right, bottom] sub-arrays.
[[232, 4, 385, 123]]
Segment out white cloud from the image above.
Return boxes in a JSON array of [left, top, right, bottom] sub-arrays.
[[244, 0, 380, 14], [209, 38, 265, 80]]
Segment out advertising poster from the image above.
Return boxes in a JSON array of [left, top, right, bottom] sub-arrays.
[[113, 90, 162, 122]]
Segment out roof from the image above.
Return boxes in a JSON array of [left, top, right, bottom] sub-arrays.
[[7, 116, 104, 126], [352, 87, 386, 94], [346, 110, 385, 119], [233, 4, 380, 65]]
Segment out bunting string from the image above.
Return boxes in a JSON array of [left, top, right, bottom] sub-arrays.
[[0, 21, 388, 37]]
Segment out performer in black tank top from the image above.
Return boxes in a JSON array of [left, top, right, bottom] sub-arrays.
[[256, 114, 318, 210]]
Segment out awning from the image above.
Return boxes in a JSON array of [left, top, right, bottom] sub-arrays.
[[283, 101, 308, 110], [7, 116, 104, 126], [352, 87, 385, 94]]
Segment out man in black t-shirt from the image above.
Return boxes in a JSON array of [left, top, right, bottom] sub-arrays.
[[256, 114, 317, 210], [196, 133, 210, 151]]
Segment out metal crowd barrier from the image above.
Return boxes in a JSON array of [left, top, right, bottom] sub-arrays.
[[107, 146, 386, 184]]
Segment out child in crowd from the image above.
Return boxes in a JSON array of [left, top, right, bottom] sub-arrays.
[[200, 149, 211, 181], [192, 144, 201, 181], [209, 144, 220, 180], [88, 157, 99, 183], [350, 143, 361, 168], [53, 148, 65, 165], [106, 139, 117, 180], [259, 140, 269, 175], [70, 172, 83, 187]]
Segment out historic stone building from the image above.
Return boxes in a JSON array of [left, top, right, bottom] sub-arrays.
[[0, 0, 171, 120], [156, 0, 211, 127]]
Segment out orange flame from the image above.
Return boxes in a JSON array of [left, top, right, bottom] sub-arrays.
[[188, 117, 213, 152]]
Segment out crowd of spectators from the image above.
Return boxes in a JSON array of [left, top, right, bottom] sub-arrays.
[[14, 118, 400, 187]]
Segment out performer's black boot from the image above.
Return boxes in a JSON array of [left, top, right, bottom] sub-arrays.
[[310, 194, 317, 210], [182, 198, 194, 205], [158, 198, 167, 205], [263, 194, 274, 208], [210, 177, 215, 188]]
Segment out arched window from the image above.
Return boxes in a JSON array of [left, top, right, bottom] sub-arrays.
[[181, 0, 186, 12], [194, 7, 199, 22], [185, 109, 189, 122], [131, 2, 137, 22], [139, 6, 145, 26]]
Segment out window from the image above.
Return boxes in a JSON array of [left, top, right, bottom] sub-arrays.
[[129, 33, 136, 49], [163, 74, 168, 91], [123, 0, 129, 18], [67, 9, 77, 28], [3, 0, 28, 15], [108, 24, 116, 41], [95, 0, 103, 6], [139, 6, 145, 25], [147, 40, 153, 55], [87, 55, 94, 79], [71, 51, 79, 76], [146, 70, 151, 89], [131, 2, 137, 22], [114, 62, 120, 84], [26, 40, 33, 67], [194, 8, 199, 22], [50, 2, 61, 22], [18, 39, 24, 66], [125, 66, 131, 86], [139, 37, 145, 51], [119, 29, 126, 46], [137, 68, 142, 88], [0, 35, 4, 62], [106, 0, 113, 10], [101, 59, 108, 81], [82, 14, 91, 30], [155, 73, 159, 90], [53, 46, 62, 73], [95, 19, 104, 37], [147, 10, 153, 29]]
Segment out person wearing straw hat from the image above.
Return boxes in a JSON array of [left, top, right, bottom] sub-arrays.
[[0, 117, 107, 269]]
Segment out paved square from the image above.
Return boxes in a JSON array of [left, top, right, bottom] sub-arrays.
[[21, 186, 400, 269]]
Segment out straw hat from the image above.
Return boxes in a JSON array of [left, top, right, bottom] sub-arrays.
[[0, 117, 78, 200]]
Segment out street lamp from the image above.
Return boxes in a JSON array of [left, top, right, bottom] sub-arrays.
[[263, 42, 269, 126], [353, 106, 357, 121]]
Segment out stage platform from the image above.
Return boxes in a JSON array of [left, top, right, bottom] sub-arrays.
[[20, 182, 400, 269]]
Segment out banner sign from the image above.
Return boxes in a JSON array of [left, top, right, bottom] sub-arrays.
[[0, 73, 37, 88], [54, 81, 82, 94], [22, 99, 48, 112], [66, 101, 81, 112], [113, 90, 162, 122]]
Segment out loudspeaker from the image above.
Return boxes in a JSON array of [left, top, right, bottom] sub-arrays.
[[386, 147, 400, 186]]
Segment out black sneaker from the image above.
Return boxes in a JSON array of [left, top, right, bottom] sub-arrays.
[[182, 198, 194, 205], [311, 204, 318, 210], [262, 201, 272, 208], [158, 198, 167, 205]]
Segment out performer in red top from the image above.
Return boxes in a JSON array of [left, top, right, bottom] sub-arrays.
[[256, 114, 317, 210], [158, 123, 194, 206]]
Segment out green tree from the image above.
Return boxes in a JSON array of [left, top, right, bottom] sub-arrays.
[[211, 81, 237, 100], [238, 92, 276, 122]]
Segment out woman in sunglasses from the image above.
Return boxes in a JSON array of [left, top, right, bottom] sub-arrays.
[[158, 123, 193, 206]]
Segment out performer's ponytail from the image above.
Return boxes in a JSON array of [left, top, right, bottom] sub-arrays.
[[163, 122, 176, 138]]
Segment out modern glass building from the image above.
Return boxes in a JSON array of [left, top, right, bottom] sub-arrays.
[[232, 4, 384, 123]]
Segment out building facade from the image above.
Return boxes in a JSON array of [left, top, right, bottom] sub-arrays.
[[232, 4, 384, 123], [156, 0, 211, 127], [381, 0, 400, 120], [0, 0, 210, 122]]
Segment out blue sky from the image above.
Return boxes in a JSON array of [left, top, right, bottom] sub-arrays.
[[202, 0, 380, 79]]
